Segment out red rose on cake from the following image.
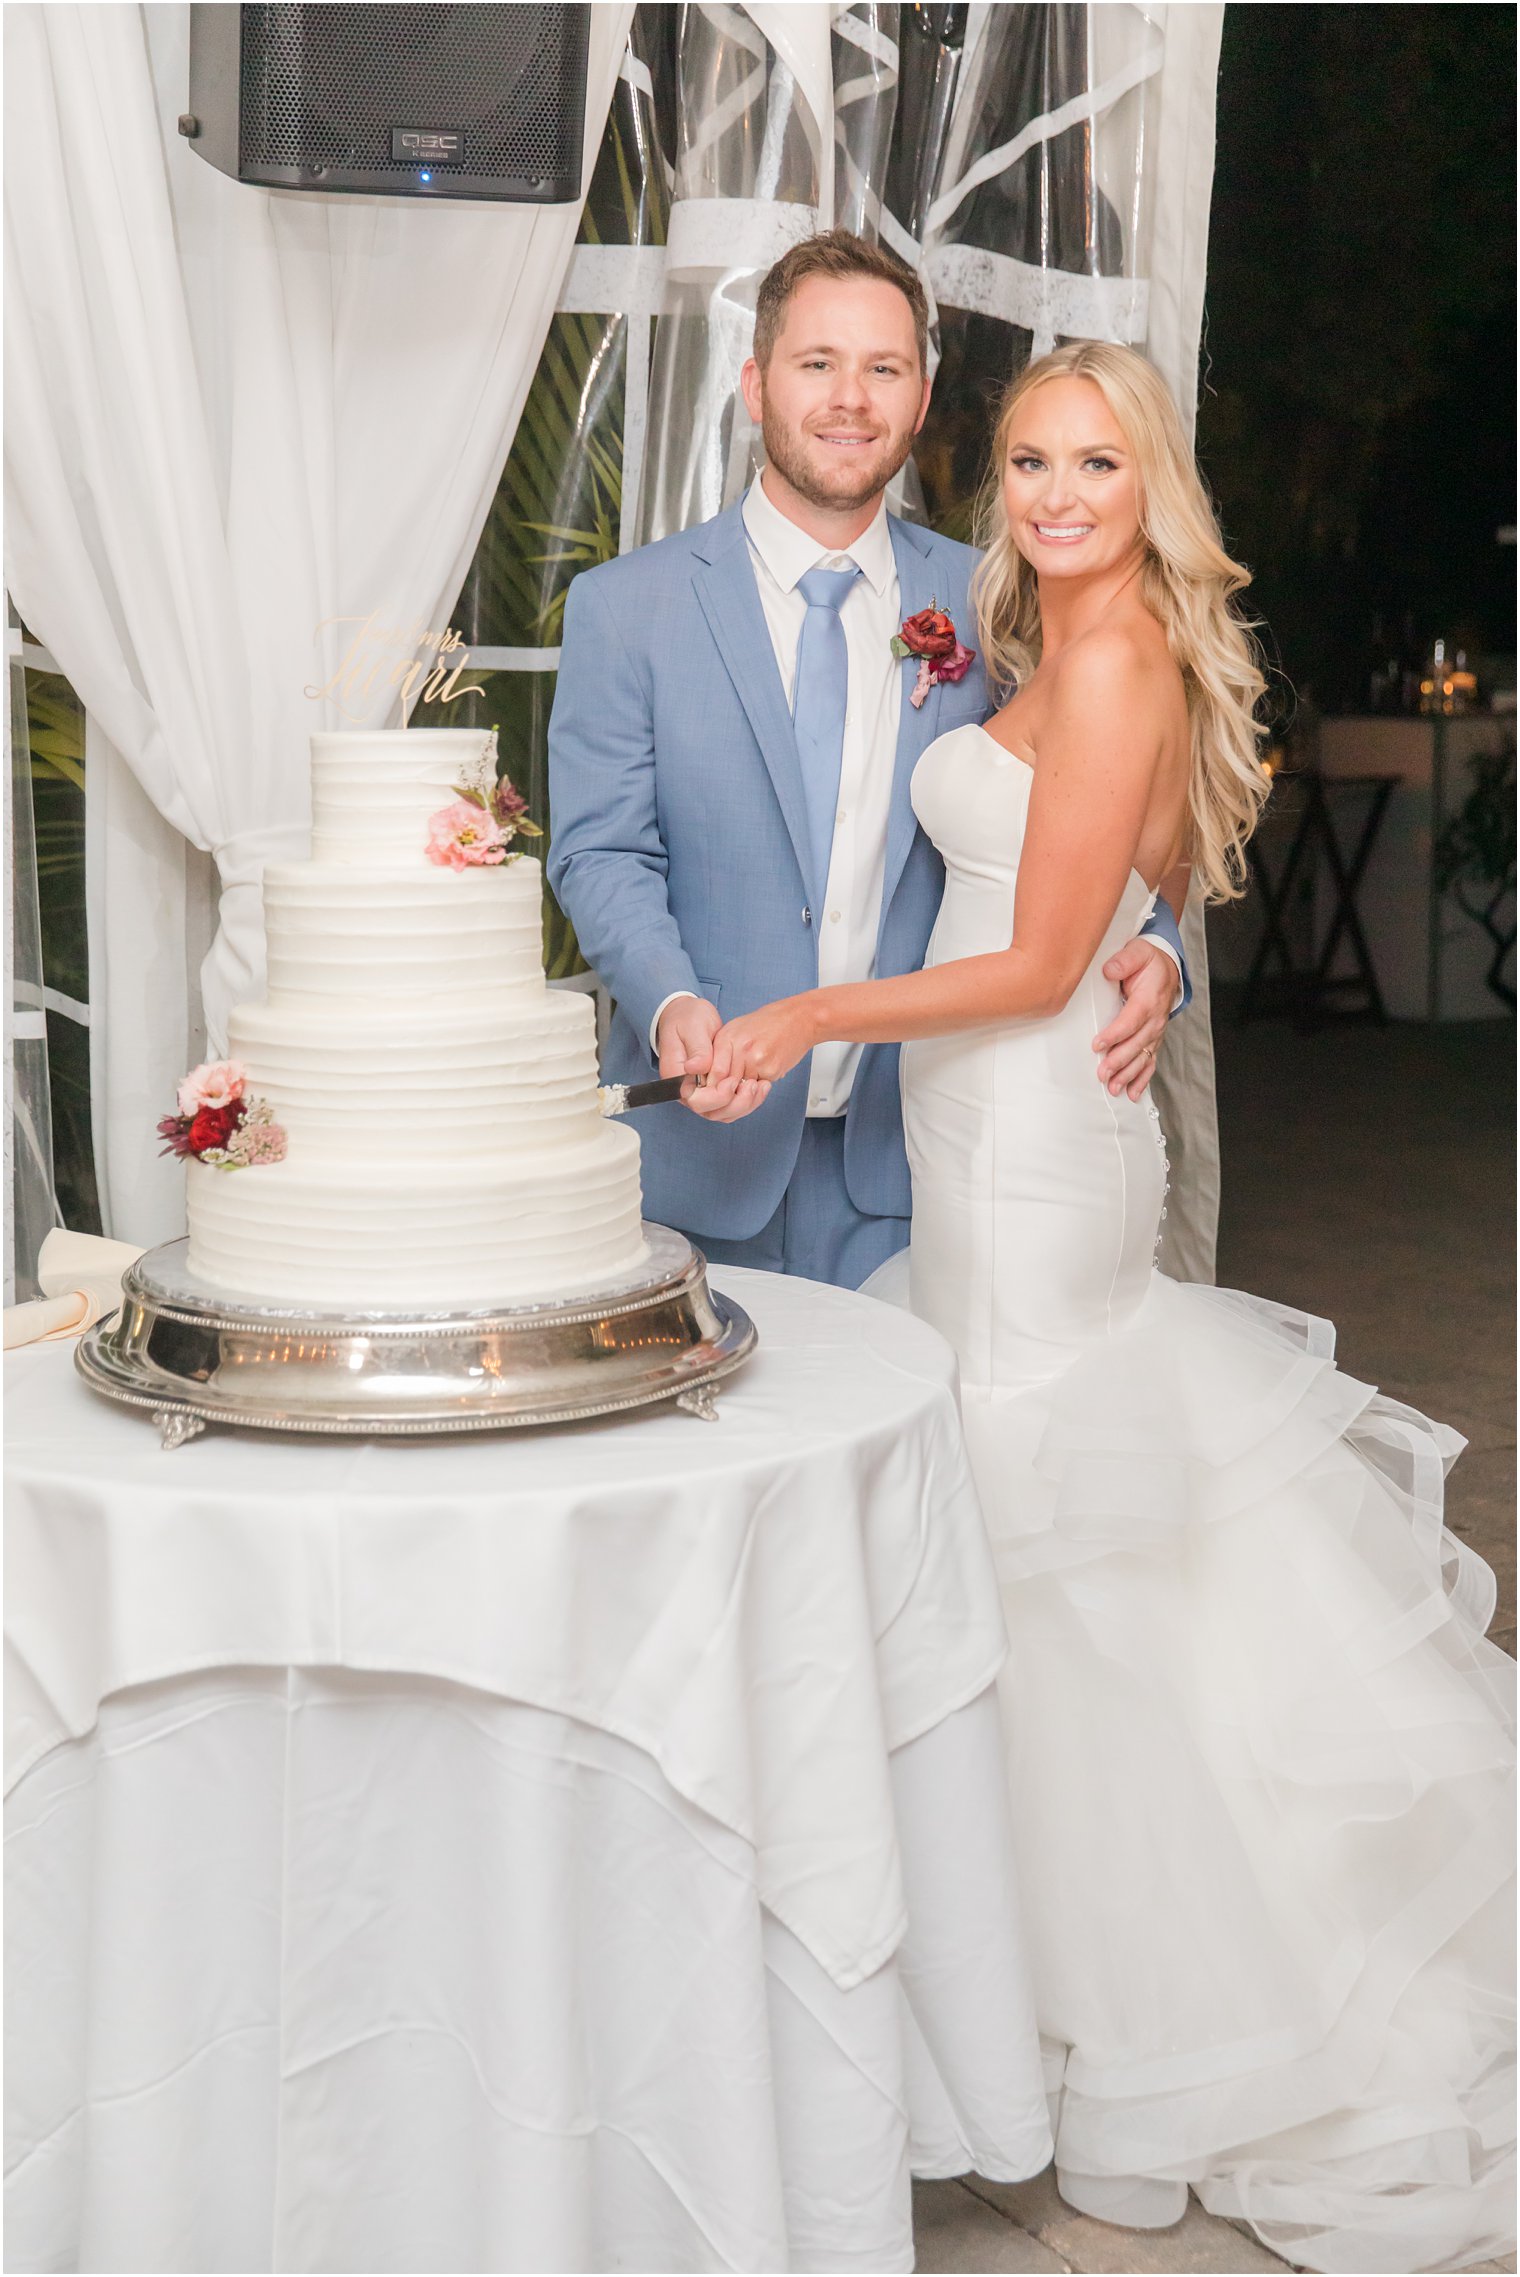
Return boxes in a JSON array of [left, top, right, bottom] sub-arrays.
[[187, 1102, 242, 1154]]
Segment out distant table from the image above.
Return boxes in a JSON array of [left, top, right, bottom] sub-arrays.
[[4, 1268, 1052, 2274], [1318, 714, 1515, 1020], [1240, 769, 1397, 1026]]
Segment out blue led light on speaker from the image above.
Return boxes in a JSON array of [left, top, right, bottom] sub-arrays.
[[419, 169, 432, 183]]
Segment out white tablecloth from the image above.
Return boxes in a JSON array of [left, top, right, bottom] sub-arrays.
[[4, 1269, 1053, 2272]]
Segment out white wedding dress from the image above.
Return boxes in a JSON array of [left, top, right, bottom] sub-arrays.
[[875, 723, 1516, 2273]]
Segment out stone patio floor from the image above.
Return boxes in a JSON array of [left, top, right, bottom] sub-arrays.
[[913, 1014, 1516, 2277]]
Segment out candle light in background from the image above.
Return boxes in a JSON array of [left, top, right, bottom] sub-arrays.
[[1420, 636, 1480, 717]]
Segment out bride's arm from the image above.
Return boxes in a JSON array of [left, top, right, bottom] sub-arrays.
[[719, 632, 1169, 1082], [1158, 859, 1191, 924]]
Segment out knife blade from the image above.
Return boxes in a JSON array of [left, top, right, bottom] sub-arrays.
[[598, 1075, 696, 1117]]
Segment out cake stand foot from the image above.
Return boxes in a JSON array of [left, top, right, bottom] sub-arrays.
[[676, 1383, 723, 1422], [155, 1409, 207, 1451]]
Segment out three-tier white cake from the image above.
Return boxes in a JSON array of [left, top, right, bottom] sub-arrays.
[[185, 728, 648, 1308]]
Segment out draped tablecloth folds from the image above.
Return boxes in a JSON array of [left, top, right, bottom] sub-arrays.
[[4, 1266, 1054, 2274]]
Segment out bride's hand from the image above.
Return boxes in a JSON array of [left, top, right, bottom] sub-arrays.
[[716, 997, 817, 1089]]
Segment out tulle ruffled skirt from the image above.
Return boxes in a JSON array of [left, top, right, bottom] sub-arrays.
[[875, 1259, 1516, 2271]]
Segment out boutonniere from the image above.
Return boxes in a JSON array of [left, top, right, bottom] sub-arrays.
[[891, 604, 977, 709]]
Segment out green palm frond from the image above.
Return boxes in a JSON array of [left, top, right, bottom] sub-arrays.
[[26, 676, 86, 787]]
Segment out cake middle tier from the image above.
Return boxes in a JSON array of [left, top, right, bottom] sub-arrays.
[[230, 986, 605, 1161], [263, 860, 544, 998]]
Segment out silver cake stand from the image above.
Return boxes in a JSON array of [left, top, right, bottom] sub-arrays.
[[75, 1226, 756, 1448]]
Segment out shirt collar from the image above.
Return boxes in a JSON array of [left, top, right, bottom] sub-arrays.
[[742, 476, 895, 598]]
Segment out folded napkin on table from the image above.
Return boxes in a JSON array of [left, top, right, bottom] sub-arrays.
[[2, 1230, 146, 1350]]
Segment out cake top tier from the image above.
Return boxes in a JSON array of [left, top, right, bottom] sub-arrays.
[[309, 727, 497, 870]]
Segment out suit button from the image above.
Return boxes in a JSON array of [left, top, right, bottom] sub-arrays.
[[801, 907, 812, 926]]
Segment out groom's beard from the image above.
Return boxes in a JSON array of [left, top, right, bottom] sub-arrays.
[[758, 405, 917, 516]]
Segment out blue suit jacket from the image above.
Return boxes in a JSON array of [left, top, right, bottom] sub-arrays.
[[547, 496, 1185, 1240]]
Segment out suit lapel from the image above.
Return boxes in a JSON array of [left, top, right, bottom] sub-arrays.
[[877, 518, 950, 940], [692, 508, 814, 898]]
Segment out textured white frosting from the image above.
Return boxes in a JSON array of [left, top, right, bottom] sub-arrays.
[[262, 863, 544, 999], [187, 730, 647, 1308], [310, 727, 495, 869], [228, 990, 605, 1164], [186, 1128, 645, 1308]]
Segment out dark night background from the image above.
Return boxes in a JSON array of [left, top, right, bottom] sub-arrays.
[[1196, 3, 1516, 718]]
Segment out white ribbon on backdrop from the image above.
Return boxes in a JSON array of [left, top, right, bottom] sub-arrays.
[[3, 0, 634, 1243]]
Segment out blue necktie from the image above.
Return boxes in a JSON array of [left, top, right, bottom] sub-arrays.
[[792, 564, 861, 904]]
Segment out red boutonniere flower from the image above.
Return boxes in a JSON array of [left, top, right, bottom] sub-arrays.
[[891, 604, 977, 708]]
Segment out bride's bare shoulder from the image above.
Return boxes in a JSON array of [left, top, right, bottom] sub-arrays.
[[1040, 617, 1185, 757], [1055, 613, 1177, 700]]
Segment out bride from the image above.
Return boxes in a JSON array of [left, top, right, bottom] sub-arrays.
[[714, 341, 1516, 2274]]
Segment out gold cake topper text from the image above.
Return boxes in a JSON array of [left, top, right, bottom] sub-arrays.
[[305, 614, 487, 722]]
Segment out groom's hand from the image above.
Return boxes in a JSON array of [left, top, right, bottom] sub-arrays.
[[657, 997, 768, 1121], [657, 996, 721, 1084], [1093, 940, 1173, 1100]]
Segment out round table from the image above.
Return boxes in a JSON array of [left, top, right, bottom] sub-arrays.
[[5, 1267, 1052, 2273]]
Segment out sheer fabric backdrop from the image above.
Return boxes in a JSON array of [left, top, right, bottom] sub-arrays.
[[620, 0, 1224, 1279], [4, 1, 1221, 1268], [3, 1, 634, 1242]]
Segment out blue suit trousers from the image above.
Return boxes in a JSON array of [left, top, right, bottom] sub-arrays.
[[683, 1114, 909, 1290]]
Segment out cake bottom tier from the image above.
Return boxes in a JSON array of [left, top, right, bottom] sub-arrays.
[[185, 1124, 647, 1309]]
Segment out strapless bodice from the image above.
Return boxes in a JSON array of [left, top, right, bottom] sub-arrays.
[[911, 721, 1157, 977]]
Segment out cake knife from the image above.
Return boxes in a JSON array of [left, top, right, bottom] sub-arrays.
[[598, 1075, 701, 1116]]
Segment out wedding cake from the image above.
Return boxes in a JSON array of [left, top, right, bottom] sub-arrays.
[[181, 728, 648, 1309]]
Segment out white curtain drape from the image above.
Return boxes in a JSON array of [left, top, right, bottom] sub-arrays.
[[3, 0, 634, 1244], [1130, 3, 1224, 1285]]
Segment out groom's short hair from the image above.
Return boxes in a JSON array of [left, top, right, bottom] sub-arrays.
[[754, 230, 929, 373]]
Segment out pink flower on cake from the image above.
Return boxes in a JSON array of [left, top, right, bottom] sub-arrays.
[[425, 799, 508, 870], [426, 731, 543, 864], [176, 1059, 247, 1117], [224, 1117, 288, 1167]]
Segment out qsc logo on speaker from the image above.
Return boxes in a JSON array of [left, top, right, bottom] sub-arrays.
[[390, 130, 464, 163]]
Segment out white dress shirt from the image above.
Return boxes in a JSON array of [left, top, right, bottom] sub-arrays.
[[654, 476, 903, 1116]]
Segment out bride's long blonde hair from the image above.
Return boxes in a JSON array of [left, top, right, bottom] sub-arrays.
[[970, 341, 1269, 902]]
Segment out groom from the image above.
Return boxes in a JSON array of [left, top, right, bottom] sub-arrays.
[[548, 231, 1186, 1288]]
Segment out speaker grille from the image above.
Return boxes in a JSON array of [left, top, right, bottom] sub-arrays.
[[239, 4, 585, 189]]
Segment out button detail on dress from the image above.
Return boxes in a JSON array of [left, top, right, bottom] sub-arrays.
[[829, 909, 842, 923], [801, 907, 812, 926]]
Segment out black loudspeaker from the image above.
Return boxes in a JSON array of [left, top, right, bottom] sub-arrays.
[[184, 4, 590, 203]]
